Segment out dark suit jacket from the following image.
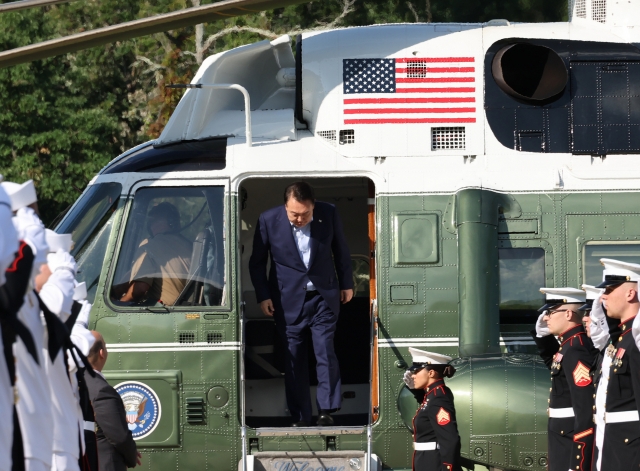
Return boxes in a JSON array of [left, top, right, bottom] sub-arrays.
[[249, 201, 354, 324], [84, 371, 137, 471]]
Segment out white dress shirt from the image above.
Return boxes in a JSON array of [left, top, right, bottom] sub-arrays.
[[291, 220, 315, 291]]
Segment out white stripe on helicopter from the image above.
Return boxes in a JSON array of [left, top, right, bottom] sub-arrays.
[[378, 337, 535, 348], [107, 342, 241, 353]]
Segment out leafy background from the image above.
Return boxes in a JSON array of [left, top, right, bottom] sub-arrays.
[[0, 0, 567, 224]]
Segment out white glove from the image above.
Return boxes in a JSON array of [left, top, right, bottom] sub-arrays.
[[76, 300, 92, 328], [633, 310, 640, 352], [403, 369, 415, 389], [40, 267, 75, 320], [590, 294, 610, 350], [47, 249, 77, 275], [535, 312, 550, 338], [13, 207, 48, 267]]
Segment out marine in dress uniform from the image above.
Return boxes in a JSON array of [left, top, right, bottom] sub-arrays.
[[592, 259, 640, 471], [530, 287, 599, 471], [403, 348, 462, 471], [579, 284, 617, 471]]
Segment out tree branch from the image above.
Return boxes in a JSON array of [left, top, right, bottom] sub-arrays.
[[406, 2, 420, 22]]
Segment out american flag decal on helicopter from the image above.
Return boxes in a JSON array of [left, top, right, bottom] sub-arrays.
[[342, 57, 476, 125]]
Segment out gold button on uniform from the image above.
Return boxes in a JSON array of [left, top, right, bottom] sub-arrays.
[[625, 438, 629, 443]]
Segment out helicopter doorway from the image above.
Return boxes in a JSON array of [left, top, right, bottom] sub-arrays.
[[239, 177, 375, 427]]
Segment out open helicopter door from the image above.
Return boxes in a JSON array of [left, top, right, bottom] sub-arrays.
[[237, 176, 379, 471]]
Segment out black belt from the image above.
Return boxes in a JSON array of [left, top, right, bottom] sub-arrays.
[[304, 290, 320, 300]]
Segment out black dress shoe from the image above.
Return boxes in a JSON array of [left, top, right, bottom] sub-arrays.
[[316, 412, 334, 426], [292, 421, 308, 427]]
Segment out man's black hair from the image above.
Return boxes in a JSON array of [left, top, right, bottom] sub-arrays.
[[148, 201, 180, 231], [284, 182, 315, 204]]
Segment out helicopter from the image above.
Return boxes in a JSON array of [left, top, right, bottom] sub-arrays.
[[15, 0, 640, 469]]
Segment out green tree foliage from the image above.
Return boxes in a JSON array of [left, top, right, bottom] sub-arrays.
[[0, 0, 566, 224]]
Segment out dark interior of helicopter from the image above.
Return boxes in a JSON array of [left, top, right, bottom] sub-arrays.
[[240, 177, 373, 427]]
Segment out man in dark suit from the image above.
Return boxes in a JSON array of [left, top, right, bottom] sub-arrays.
[[249, 182, 354, 427], [84, 332, 141, 471]]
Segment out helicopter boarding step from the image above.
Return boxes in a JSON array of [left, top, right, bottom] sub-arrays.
[[240, 451, 381, 471]]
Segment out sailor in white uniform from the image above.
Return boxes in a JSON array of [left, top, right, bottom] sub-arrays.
[[40, 230, 83, 471], [3, 179, 54, 471], [0, 180, 19, 471]]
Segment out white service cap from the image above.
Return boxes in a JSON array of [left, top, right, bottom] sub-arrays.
[[581, 284, 604, 301], [45, 229, 73, 253], [1, 179, 37, 211], [598, 258, 640, 287], [539, 287, 586, 311], [409, 347, 452, 365], [578, 284, 604, 312]]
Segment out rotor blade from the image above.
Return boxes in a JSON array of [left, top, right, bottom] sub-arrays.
[[0, 0, 78, 14], [0, 0, 308, 69]]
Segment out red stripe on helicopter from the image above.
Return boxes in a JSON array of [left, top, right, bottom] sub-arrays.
[[344, 118, 476, 124]]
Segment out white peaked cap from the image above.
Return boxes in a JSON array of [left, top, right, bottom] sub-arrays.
[[598, 258, 640, 287], [409, 347, 452, 365], [73, 281, 87, 301], [539, 287, 586, 303], [581, 284, 604, 301], [45, 229, 73, 253], [1, 180, 37, 211]]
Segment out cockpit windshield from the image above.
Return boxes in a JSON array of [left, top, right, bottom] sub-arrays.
[[111, 186, 225, 308], [56, 182, 122, 303]]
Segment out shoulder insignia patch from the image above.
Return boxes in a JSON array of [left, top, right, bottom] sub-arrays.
[[436, 407, 451, 426], [573, 361, 592, 387]]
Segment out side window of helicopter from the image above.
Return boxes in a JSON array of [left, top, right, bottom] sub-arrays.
[[498, 248, 545, 325], [583, 243, 640, 285], [110, 185, 226, 308], [56, 182, 122, 303]]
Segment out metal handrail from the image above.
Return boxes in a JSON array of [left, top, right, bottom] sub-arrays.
[[366, 298, 378, 471], [166, 83, 253, 147]]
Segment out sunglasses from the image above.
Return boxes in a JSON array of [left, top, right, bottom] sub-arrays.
[[547, 308, 574, 316], [408, 364, 427, 374]]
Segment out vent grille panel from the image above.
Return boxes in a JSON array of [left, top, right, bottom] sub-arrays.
[[318, 130, 336, 145], [207, 332, 224, 344], [178, 332, 196, 344], [406, 61, 428, 78], [186, 397, 206, 425], [432, 127, 466, 150], [339, 129, 355, 145], [575, 0, 586, 18], [592, 0, 606, 22]]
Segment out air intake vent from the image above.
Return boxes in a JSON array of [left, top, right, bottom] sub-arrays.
[[574, 0, 586, 18], [339, 129, 355, 145], [317, 130, 336, 145], [178, 331, 196, 344], [186, 397, 206, 425], [432, 127, 466, 150], [592, 0, 606, 22], [406, 61, 428, 78], [207, 332, 224, 344]]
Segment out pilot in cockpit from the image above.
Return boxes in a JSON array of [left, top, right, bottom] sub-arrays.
[[119, 202, 192, 306]]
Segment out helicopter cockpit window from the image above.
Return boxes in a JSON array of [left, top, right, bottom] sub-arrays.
[[111, 186, 225, 308], [56, 182, 122, 303], [498, 248, 545, 324]]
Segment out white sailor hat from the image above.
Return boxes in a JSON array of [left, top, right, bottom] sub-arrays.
[[45, 229, 73, 253], [578, 284, 604, 311], [408, 347, 452, 371], [538, 287, 586, 312], [597, 258, 640, 288], [0, 180, 37, 211], [73, 281, 87, 301]]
